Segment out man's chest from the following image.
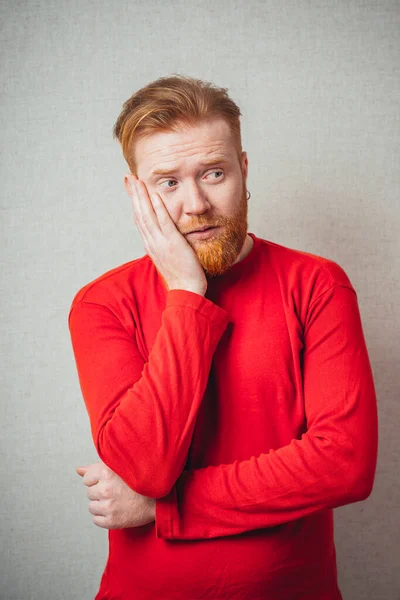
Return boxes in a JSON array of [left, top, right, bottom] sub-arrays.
[[133, 281, 307, 466], [192, 284, 306, 465]]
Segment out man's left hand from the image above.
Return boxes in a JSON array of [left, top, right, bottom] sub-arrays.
[[76, 461, 156, 529]]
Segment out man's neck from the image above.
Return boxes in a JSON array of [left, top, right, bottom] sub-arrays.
[[234, 234, 254, 265]]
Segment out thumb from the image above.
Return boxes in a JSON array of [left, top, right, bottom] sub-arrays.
[[76, 466, 88, 477]]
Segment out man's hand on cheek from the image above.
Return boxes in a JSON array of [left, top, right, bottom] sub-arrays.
[[125, 174, 208, 296], [76, 461, 156, 530]]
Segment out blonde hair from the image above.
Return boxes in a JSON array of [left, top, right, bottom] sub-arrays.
[[113, 74, 243, 173]]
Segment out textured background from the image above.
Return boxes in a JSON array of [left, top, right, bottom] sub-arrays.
[[1, 1, 399, 598]]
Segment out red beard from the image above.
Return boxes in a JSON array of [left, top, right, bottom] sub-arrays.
[[184, 188, 248, 278]]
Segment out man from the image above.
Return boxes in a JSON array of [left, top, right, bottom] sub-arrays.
[[69, 75, 378, 599]]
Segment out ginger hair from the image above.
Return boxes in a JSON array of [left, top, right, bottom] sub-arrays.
[[112, 74, 243, 174]]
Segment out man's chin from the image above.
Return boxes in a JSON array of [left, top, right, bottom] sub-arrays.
[[203, 265, 232, 278], [184, 197, 249, 277], [195, 233, 248, 278]]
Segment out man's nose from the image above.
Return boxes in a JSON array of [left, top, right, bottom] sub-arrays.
[[182, 182, 211, 214]]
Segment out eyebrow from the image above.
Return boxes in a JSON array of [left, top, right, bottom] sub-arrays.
[[149, 156, 229, 179]]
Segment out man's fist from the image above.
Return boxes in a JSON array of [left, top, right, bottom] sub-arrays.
[[76, 461, 156, 529]]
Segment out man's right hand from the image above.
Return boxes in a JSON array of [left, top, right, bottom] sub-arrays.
[[126, 174, 208, 296]]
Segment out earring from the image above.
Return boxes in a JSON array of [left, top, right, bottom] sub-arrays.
[[246, 190, 251, 200]]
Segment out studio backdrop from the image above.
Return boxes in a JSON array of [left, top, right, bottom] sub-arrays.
[[1, 1, 399, 599]]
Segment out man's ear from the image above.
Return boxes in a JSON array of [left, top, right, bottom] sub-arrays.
[[241, 151, 248, 182]]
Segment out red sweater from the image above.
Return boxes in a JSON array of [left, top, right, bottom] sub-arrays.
[[68, 232, 378, 600]]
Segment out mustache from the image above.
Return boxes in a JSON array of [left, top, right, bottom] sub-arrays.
[[179, 189, 247, 235], [180, 221, 223, 235]]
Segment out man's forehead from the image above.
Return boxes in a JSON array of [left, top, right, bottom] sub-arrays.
[[135, 118, 236, 173]]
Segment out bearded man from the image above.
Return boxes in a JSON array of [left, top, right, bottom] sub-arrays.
[[68, 75, 378, 600]]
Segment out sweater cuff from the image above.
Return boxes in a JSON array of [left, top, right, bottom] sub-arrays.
[[155, 485, 179, 539], [166, 289, 229, 327]]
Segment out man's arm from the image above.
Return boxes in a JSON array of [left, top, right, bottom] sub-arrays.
[[69, 178, 229, 499], [69, 291, 228, 500], [155, 284, 378, 540]]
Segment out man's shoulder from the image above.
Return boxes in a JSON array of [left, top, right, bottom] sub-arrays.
[[69, 254, 153, 311], [256, 235, 355, 294]]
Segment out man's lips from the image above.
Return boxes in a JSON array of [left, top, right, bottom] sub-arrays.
[[186, 225, 218, 234], [184, 226, 221, 240]]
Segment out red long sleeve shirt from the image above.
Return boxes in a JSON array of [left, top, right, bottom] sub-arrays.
[[68, 232, 378, 600]]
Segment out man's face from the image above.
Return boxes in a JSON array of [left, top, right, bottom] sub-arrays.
[[133, 117, 249, 277]]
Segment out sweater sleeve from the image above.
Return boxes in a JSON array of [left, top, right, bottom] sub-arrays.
[[68, 289, 229, 499], [155, 284, 378, 539]]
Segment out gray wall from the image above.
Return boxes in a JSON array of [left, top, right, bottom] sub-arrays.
[[1, 1, 399, 598]]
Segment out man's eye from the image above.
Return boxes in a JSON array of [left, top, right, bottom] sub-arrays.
[[207, 170, 224, 179], [160, 180, 178, 188]]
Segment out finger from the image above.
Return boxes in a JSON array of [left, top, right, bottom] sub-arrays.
[[76, 466, 88, 477], [150, 193, 178, 235], [88, 500, 105, 516], [92, 515, 110, 529], [127, 175, 142, 223], [82, 465, 102, 487], [132, 179, 161, 237], [86, 485, 101, 501], [127, 175, 152, 247]]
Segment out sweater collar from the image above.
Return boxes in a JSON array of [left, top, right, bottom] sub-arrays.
[[206, 232, 261, 286]]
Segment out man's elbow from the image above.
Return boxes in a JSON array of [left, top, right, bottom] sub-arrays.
[[95, 441, 177, 499], [95, 423, 181, 498], [141, 461, 184, 498], [133, 476, 175, 499], [347, 472, 375, 502], [342, 455, 377, 504]]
